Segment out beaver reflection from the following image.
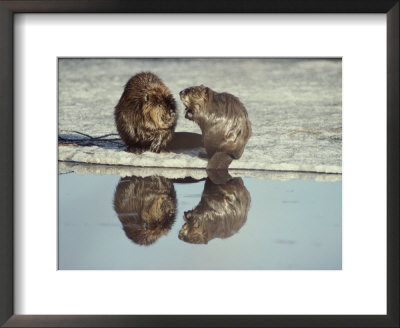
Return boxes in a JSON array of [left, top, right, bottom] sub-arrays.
[[179, 176, 251, 244], [113, 176, 177, 246]]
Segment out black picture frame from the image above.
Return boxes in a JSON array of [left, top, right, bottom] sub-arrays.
[[0, 1, 398, 327]]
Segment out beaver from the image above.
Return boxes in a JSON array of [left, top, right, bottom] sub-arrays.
[[179, 85, 251, 169], [113, 175, 177, 246], [178, 176, 251, 244], [115, 72, 177, 154]]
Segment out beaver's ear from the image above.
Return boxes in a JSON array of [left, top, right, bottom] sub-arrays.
[[144, 94, 149, 102], [183, 210, 193, 223]]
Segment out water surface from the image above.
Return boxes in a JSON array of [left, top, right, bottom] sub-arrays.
[[58, 170, 341, 270]]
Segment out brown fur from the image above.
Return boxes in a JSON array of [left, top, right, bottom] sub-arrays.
[[178, 177, 251, 244], [179, 85, 251, 167], [113, 175, 177, 246], [115, 72, 177, 154]]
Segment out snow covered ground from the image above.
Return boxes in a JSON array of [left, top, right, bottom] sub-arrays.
[[58, 58, 341, 176], [59, 161, 341, 182]]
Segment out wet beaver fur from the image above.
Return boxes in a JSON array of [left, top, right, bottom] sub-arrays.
[[179, 85, 251, 169], [115, 72, 177, 154]]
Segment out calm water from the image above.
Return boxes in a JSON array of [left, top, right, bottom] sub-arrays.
[[58, 170, 342, 270]]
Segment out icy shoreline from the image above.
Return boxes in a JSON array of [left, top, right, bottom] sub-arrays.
[[59, 160, 342, 182], [58, 58, 342, 176], [58, 142, 341, 174]]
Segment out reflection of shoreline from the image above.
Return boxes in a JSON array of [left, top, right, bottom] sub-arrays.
[[59, 161, 342, 182]]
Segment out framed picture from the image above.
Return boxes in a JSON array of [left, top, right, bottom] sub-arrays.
[[1, 0, 398, 327]]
